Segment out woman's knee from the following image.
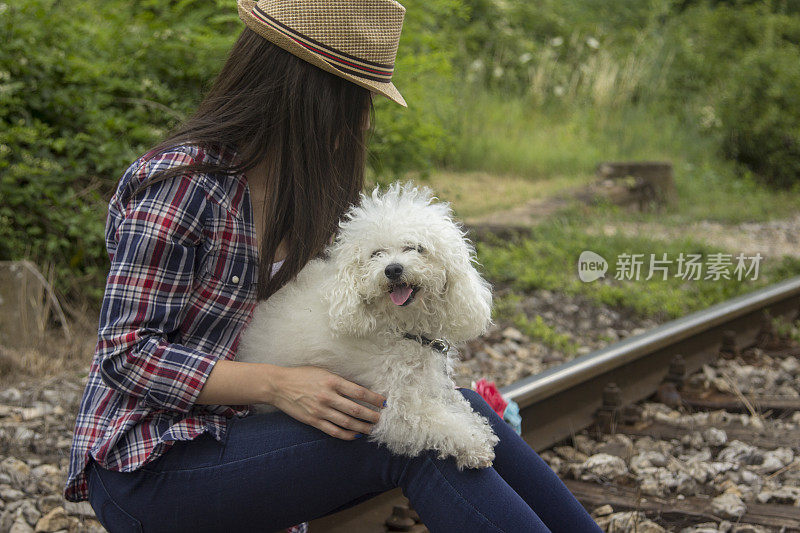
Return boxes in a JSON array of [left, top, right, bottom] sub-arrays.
[[457, 387, 502, 421]]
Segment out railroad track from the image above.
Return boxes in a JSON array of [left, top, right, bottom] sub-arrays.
[[309, 276, 800, 532]]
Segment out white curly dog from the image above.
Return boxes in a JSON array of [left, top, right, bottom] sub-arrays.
[[237, 183, 498, 469]]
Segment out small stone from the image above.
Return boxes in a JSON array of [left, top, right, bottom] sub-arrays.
[[640, 477, 667, 498], [30, 465, 60, 484], [681, 526, 717, 533], [779, 356, 800, 375], [0, 486, 25, 501], [11, 501, 40, 527], [710, 493, 747, 520], [630, 451, 668, 474], [680, 431, 704, 449], [592, 504, 614, 517], [553, 446, 588, 463], [731, 526, 768, 533], [717, 441, 756, 464], [675, 473, 698, 496], [34, 507, 71, 533], [0, 388, 22, 402], [19, 407, 46, 421], [756, 486, 800, 505], [595, 434, 634, 461], [744, 416, 764, 431], [10, 517, 35, 533], [634, 436, 673, 456], [501, 327, 525, 342], [754, 448, 793, 474], [573, 435, 596, 456], [702, 428, 727, 447], [14, 427, 35, 443], [82, 518, 107, 533], [580, 453, 628, 481], [0, 458, 31, 488], [63, 502, 94, 519], [484, 346, 505, 361], [603, 511, 664, 533], [35, 496, 63, 515], [685, 461, 715, 484]]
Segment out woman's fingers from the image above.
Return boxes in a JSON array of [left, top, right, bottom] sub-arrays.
[[314, 419, 360, 440], [332, 377, 386, 409], [271, 366, 387, 440], [322, 407, 375, 434], [328, 394, 381, 424]]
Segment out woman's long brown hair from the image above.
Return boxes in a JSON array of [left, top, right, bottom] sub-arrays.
[[135, 28, 372, 300]]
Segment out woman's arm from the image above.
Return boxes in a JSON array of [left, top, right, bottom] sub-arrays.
[[96, 152, 221, 414], [196, 360, 386, 440]]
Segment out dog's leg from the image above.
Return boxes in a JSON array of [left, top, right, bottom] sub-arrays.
[[370, 387, 498, 470]]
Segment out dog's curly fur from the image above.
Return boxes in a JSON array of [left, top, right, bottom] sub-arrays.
[[237, 182, 498, 469]]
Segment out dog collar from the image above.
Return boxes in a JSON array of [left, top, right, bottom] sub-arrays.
[[403, 333, 451, 354]]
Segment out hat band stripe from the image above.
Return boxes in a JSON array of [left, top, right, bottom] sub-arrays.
[[252, 7, 394, 72], [252, 6, 394, 82]]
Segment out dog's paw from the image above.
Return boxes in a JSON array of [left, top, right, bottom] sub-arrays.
[[454, 441, 496, 470], [453, 421, 498, 470]]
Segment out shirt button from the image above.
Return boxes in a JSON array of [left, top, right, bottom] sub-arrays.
[[231, 275, 240, 284]]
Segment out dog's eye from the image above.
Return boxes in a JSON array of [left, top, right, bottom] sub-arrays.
[[403, 245, 425, 253], [370, 249, 386, 258]]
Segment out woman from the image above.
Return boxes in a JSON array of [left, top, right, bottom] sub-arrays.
[[65, 1, 603, 531]]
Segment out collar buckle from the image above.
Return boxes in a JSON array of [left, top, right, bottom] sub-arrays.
[[403, 333, 451, 354]]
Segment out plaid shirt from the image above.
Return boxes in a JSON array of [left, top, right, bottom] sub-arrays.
[[65, 144, 307, 533]]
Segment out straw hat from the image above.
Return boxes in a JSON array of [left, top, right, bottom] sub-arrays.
[[237, 0, 407, 107]]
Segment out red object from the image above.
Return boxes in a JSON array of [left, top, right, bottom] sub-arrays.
[[474, 378, 508, 418]]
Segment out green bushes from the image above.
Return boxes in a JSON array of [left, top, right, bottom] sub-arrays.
[[1, 0, 236, 301], [717, 45, 800, 189], [0, 0, 466, 301], [659, 3, 800, 190], [3, 0, 800, 306]]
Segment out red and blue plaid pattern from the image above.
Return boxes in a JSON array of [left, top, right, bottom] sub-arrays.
[[64, 145, 307, 533], [65, 143, 255, 500], [65, 144, 307, 531]]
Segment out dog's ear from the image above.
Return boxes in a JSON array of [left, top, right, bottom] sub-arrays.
[[439, 239, 493, 342], [324, 242, 377, 337]]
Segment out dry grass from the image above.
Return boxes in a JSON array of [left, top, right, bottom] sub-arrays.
[[414, 170, 588, 219], [0, 322, 96, 385]]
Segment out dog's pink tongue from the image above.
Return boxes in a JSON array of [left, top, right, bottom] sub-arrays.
[[389, 285, 413, 306]]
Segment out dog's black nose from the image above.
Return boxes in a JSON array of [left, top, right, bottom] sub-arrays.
[[385, 263, 404, 280]]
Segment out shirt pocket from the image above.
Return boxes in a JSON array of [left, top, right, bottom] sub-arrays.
[[202, 252, 257, 290]]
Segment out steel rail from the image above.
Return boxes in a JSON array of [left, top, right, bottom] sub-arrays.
[[507, 276, 800, 452], [502, 275, 800, 405], [310, 276, 800, 531]]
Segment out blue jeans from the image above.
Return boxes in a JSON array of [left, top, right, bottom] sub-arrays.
[[87, 388, 602, 533]]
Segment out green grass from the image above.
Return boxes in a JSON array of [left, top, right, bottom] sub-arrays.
[[476, 221, 800, 322], [443, 92, 800, 224]]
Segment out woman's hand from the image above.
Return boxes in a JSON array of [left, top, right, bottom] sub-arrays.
[[266, 365, 386, 440]]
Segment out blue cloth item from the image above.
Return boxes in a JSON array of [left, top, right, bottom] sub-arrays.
[[502, 399, 522, 435], [87, 388, 603, 533]]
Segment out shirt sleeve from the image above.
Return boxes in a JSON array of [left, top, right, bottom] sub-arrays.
[[96, 151, 217, 413]]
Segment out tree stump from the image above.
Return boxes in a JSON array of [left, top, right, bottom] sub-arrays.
[[595, 161, 676, 210]]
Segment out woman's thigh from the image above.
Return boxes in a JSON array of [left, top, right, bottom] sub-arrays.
[[89, 409, 408, 532], [88, 391, 597, 533]]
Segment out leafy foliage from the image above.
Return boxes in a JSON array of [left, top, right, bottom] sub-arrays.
[[2, 0, 800, 306]]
